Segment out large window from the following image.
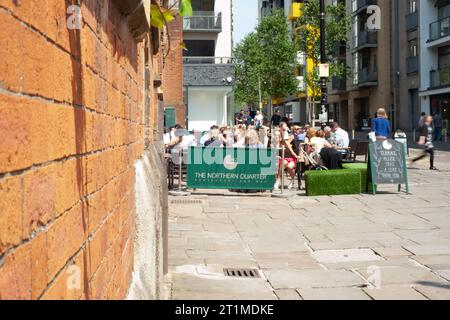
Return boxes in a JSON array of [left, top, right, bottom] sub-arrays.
[[183, 40, 215, 57]]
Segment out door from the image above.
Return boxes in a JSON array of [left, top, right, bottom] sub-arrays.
[[164, 107, 176, 129]]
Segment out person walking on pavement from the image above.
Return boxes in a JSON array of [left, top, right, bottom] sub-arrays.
[[433, 112, 443, 141], [411, 115, 438, 171]]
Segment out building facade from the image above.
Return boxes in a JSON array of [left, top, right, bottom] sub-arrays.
[[183, 0, 235, 131], [419, 0, 450, 128]]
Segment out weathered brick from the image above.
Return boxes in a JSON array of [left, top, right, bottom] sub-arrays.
[[0, 176, 22, 254], [23, 165, 56, 236], [0, 10, 23, 91], [31, 232, 47, 299], [46, 203, 86, 280], [0, 242, 32, 300], [41, 249, 86, 300]]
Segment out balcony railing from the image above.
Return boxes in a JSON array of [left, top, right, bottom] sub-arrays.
[[430, 67, 450, 88], [358, 68, 378, 86], [183, 56, 234, 65], [183, 12, 222, 32], [354, 0, 377, 13], [332, 77, 347, 91], [407, 56, 419, 74], [429, 16, 450, 42], [354, 29, 377, 48], [183, 57, 235, 86], [406, 11, 418, 31]]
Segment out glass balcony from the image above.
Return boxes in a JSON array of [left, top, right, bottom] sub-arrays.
[[332, 77, 347, 91], [354, 29, 377, 49], [354, 0, 377, 13], [183, 12, 222, 32], [429, 16, 450, 42], [358, 68, 378, 86], [406, 11, 418, 31], [430, 67, 450, 88], [407, 56, 419, 74]]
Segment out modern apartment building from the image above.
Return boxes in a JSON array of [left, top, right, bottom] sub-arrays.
[[329, 0, 393, 131], [419, 0, 450, 126], [258, 0, 308, 123], [183, 0, 235, 131]]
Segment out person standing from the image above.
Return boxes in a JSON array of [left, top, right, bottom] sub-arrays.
[[271, 110, 282, 127], [433, 112, 443, 141], [371, 108, 391, 140], [418, 112, 426, 129], [254, 110, 264, 128], [412, 115, 438, 170]]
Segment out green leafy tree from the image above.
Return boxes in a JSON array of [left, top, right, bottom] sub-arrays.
[[233, 10, 299, 108], [295, 1, 351, 101]]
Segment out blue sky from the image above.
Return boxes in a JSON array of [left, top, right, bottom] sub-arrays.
[[233, 0, 258, 47]]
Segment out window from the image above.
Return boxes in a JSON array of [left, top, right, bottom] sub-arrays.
[[183, 40, 215, 57], [408, 0, 417, 14], [408, 39, 418, 58]]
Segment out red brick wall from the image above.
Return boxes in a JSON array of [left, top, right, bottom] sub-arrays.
[[162, 15, 185, 126], [0, 0, 151, 299]]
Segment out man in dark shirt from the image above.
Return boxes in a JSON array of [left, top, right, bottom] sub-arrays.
[[412, 115, 438, 170], [271, 110, 282, 127]]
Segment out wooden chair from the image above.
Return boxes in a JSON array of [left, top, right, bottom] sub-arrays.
[[354, 141, 369, 162]]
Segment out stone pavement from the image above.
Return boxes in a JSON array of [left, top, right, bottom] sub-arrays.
[[166, 149, 450, 300]]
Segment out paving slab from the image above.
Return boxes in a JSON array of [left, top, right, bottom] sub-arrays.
[[275, 289, 303, 300], [264, 269, 366, 289], [297, 288, 371, 300], [363, 287, 428, 300]]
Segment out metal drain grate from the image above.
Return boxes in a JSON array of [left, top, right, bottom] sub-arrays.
[[170, 199, 203, 205], [224, 268, 261, 278]]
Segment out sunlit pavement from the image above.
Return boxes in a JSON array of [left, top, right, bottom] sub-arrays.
[[166, 149, 450, 300]]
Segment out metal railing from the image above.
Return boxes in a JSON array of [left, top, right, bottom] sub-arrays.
[[358, 68, 378, 85], [430, 67, 450, 88], [183, 56, 234, 64], [407, 56, 419, 74], [354, 29, 377, 48], [429, 16, 450, 42], [183, 12, 222, 32], [406, 11, 418, 31], [355, 0, 377, 12], [332, 76, 347, 91]]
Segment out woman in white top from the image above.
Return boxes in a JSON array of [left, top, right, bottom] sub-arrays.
[[309, 129, 332, 154]]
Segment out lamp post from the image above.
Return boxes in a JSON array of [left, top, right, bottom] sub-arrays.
[[319, 0, 328, 123]]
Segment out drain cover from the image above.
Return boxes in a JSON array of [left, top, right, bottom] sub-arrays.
[[171, 199, 203, 205], [312, 249, 383, 264], [224, 268, 261, 278]]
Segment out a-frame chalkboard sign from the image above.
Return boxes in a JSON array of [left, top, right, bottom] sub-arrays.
[[366, 139, 409, 195]]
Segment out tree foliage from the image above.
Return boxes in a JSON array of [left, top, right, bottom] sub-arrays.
[[233, 10, 299, 107], [295, 1, 351, 99]]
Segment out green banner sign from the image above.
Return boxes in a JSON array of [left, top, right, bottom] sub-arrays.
[[187, 147, 277, 190]]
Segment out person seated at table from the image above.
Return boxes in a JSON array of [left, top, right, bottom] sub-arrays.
[[245, 129, 263, 149], [310, 129, 332, 154], [200, 125, 219, 146], [204, 128, 223, 147], [274, 122, 301, 190], [330, 122, 350, 158], [320, 147, 343, 170]]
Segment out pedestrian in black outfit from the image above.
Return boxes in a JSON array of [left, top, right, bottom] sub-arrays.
[[412, 115, 438, 170]]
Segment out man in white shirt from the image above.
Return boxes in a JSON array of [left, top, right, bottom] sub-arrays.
[[330, 122, 350, 159]]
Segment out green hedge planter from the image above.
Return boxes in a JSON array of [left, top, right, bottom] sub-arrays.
[[305, 169, 361, 196], [342, 163, 372, 193]]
